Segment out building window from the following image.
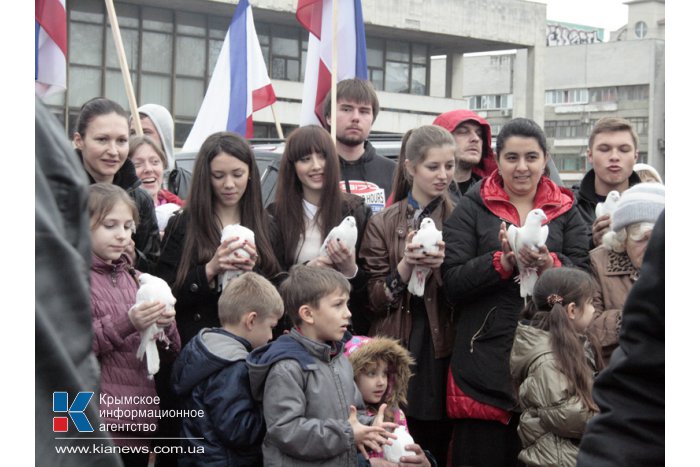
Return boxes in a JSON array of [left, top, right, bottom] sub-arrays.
[[366, 37, 429, 95], [627, 117, 649, 136], [257, 23, 304, 82], [589, 87, 618, 103], [545, 88, 589, 105], [618, 84, 649, 101], [551, 153, 586, 172], [544, 120, 592, 139], [466, 94, 512, 110], [635, 21, 648, 38]]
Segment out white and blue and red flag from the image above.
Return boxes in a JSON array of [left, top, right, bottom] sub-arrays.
[[35, 0, 67, 98], [297, 0, 368, 127], [183, 0, 276, 152]]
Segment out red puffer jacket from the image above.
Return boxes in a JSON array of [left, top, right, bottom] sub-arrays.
[[90, 253, 180, 445]]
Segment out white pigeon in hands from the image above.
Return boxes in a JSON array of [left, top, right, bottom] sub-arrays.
[[595, 190, 621, 218], [154, 203, 180, 232], [383, 426, 416, 463], [134, 273, 176, 378], [407, 218, 442, 297], [219, 224, 256, 291], [507, 209, 549, 299], [319, 216, 357, 257]]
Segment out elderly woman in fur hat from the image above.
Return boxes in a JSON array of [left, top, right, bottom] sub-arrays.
[[587, 183, 665, 366], [344, 335, 436, 466]]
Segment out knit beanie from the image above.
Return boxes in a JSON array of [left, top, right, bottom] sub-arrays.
[[611, 183, 665, 232], [633, 163, 663, 184]]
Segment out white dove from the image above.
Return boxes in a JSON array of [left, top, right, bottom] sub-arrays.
[[383, 426, 416, 463], [134, 273, 176, 378], [507, 209, 549, 299], [407, 218, 442, 297], [219, 224, 256, 291], [155, 203, 180, 232], [319, 216, 358, 257], [595, 190, 621, 218]]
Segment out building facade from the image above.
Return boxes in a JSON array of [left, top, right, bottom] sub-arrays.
[[45, 0, 664, 186], [46, 0, 546, 144], [432, 0, 665, 185]]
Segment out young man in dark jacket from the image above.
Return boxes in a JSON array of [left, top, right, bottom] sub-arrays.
[[575, 117, 641, 249], [324, 79, 397, 213]]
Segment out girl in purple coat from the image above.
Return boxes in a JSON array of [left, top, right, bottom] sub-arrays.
[[88, 183, 180, 467]]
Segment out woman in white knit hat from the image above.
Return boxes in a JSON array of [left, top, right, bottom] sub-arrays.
[[587, 183, 665, 365], [633, 162, 664, 184]]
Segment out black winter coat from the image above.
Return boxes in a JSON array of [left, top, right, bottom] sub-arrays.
[[442, 178, 589, 412], [157, 211, 220, 347]]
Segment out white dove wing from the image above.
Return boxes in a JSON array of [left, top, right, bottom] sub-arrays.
[[407, 219, 442, 297], [506, 224, 520, 256], [538, 224, 549, 247], [383, 426, 416, 462], [320, 216, 357, 256], [134, 274, 176, 378], [219, 224, 255, 289]]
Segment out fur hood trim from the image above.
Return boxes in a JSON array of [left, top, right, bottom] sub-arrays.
[[345, 335, 414, 409]]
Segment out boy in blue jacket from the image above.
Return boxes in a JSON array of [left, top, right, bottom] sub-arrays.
[[171, 272, 284, 466]]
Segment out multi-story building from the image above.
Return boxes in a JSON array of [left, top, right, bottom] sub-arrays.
[[45, 0, 547, 143], [433, 0, 665, 186], [45, 0, 663, 186]]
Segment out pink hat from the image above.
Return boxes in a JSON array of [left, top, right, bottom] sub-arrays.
[[343, 335, 372, 357]]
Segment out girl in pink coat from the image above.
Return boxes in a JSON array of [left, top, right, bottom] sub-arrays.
[[88, 183, 180, 467]]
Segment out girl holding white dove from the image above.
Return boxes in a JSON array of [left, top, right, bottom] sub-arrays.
[[156, 132, 280, 346], [360, 124, 456, 466], [441, 118, 588, 467], [268, 125, 372, 334], [88, 183, 180, 466]]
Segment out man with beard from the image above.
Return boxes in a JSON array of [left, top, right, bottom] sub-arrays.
[[324, 79, 397, 213], [433, 109, 498, 202]]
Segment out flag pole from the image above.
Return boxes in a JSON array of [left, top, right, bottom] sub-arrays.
[[105, 0, 142, 136], [330, 0, 338, 144], [270, 102, 284, 140]]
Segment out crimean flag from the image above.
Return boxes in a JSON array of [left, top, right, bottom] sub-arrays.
[[35, 0, 67, 98], [182, 0, 276, 152], [297, 0, 368, 127]]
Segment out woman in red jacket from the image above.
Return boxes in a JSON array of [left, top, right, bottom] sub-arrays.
[[441, 118, 589, 467]]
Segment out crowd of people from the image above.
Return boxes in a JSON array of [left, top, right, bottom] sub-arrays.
[[37, 77, 665, 467]]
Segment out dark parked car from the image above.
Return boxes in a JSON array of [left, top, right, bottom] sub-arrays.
[[173, 134, 561, 203]]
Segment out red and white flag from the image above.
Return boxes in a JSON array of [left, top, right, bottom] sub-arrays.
[[183, 0, 276, 152], [35, 0, 67, 98], [297, 0, 368, 127]]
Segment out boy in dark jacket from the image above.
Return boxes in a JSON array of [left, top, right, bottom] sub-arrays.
[[171, 272, 284, 467]]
